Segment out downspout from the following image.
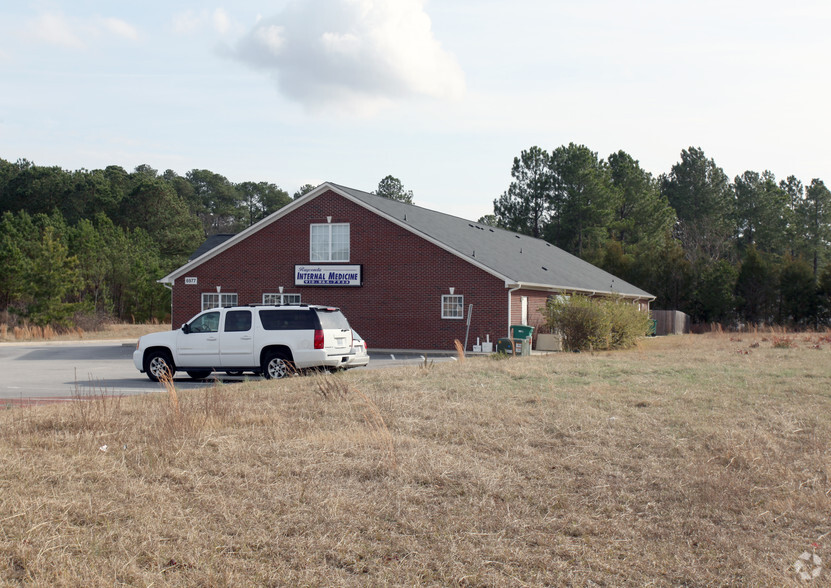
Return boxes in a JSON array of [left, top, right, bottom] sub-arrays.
[[507, 284, 522, 337], [163, 282, 173, 328]]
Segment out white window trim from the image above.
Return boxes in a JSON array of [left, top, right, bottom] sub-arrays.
[[442, 294, 464, 320], [263, 293, 301, 305], [201, 292, 238, 311], [310, 222, 350, 262]]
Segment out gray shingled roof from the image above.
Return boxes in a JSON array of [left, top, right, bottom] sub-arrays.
[[329, 183, 653, 299], [177, 182, 653, 299]]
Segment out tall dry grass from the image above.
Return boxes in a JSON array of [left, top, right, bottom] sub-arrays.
[[0, 322, 170, 343], [1, 332, 831, 585], [9, 324, 57, 341]]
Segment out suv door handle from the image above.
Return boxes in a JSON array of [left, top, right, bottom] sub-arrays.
[[207, 336, 217, 341], [241, 336, 252, 340]]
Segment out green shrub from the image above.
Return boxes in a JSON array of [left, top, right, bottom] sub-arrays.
[[543, 295, 610, 351], [604, 296, 652, 349], [542, 295, 650, 351]]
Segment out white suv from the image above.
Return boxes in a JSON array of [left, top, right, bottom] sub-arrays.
[[134, 305, 354, 381]]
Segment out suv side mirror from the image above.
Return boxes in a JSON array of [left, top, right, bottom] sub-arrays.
[[182, 323, 190, 334]]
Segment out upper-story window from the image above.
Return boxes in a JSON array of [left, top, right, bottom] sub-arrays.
[[263, 293, 301, 305], [310, 223, 350, 262], [202, 292, 238, 311]]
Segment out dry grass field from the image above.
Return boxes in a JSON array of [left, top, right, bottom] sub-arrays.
[[1, 332, 831, 586]]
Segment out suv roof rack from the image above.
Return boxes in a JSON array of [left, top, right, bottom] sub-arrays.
[[246, 303, 309, 308]]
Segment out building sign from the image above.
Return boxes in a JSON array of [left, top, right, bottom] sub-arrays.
[[295, 264, 362, 287], [184, 277, 198, 285]]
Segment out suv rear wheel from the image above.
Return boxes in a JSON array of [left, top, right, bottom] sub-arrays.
[[262, 351, 294, 379]]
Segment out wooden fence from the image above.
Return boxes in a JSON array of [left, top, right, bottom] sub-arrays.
[[651, 310, 690, 335]]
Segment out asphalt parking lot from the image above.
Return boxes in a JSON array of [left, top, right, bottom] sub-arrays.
[[0, 341, 451, 402]]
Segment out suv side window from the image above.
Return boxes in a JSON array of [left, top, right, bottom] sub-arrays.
[[259, 309, 317, 330], [190, 311, 220, 333], [224, 310, 252, 332]]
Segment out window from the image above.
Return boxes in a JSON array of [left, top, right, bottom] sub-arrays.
[[259, 309, 317, 330], [224, 310, 252, 332], [189, 311, 220, 333], [315, 308, 350, 330], [442, 295, 464, 319], [263, 293, 301, 305], [310, 223, 349, 262], [201, 292, 238, 311]]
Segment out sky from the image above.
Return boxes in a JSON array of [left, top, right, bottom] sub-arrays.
[[2, 0, 831, 222]]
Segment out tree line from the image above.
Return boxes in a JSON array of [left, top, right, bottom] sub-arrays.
[[0, 160, 416, 328], [3, 146, 828, 330], [488, 144, 831, 328], [0, 160, 305, 326]]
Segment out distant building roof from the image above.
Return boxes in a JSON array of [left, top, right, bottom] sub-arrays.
[[172, 183, 653, 300], [188, 234, 235, 261]]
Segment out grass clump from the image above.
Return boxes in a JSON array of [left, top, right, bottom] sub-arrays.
[[772, 335, 797, 349]]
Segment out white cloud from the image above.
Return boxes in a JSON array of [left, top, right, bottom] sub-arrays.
[[255, 25, 287, 56], [100, 17, 139, 41], [29, 12, 85, 48], [213, 8, 231, 35], [172, 10, 201, 35], [24, 12, 139, 48], [232, 0, 466, 115], [172, 8, 239, 37]]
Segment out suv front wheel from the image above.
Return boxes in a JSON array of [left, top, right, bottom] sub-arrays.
[[144, 350, 175, 382], [262, 351, 294, 379]]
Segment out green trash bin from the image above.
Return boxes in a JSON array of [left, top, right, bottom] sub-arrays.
[[510, 325, 534, 340], [510, 325, 534, 355]]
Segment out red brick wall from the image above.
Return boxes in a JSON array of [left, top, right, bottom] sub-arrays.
[[508, 289, 552, 344], [172, 190, 510, 351]]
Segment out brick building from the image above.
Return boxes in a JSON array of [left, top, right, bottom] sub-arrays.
[[159, 182, 654, 351]]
